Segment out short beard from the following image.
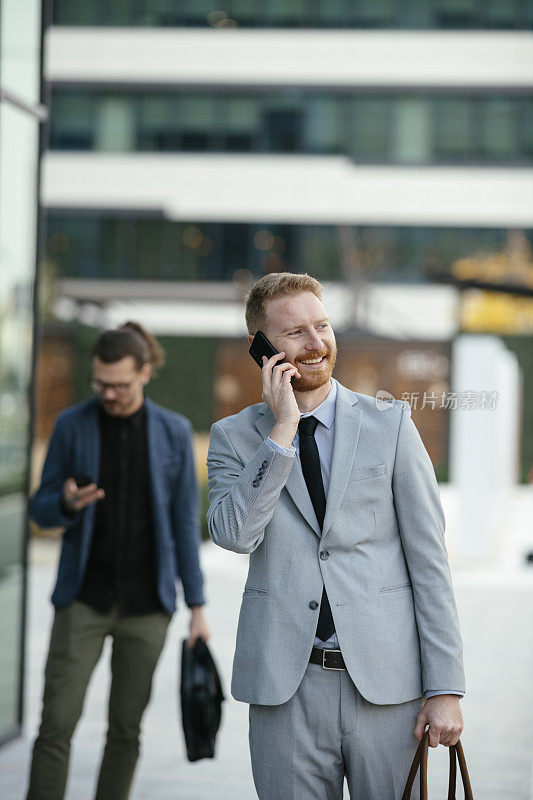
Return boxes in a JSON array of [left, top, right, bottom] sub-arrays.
[[291, 345, 337, 393]]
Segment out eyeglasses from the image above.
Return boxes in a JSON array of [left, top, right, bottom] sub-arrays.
[[89, 378, 133, 395]]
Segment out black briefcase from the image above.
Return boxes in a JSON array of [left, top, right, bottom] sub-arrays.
[[180, 638, 224, 762]]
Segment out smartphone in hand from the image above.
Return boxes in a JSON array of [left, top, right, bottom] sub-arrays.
[[73, 473, 96, 488], [249, 331, 283, 369]]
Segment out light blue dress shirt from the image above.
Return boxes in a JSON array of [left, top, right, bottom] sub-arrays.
[[265, 378, 463, 700]]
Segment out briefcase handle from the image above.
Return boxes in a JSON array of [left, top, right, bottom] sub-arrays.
[[402, 730, 474, 800]]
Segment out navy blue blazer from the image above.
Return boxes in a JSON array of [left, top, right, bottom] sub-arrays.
[[29, 397, 205, 614]]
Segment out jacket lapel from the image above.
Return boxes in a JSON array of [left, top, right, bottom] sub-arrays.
[[255, 405, 322, 538], [145, 399, 162, 519], [321, 385, 361, 538], [81, 399, 100, 480], [79, 399, 100, 544]]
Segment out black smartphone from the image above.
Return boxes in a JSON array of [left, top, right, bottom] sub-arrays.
[[249, 330, 283, 369], [73, 473, 95, 488]]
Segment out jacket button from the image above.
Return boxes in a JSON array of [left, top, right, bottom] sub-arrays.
[[261, 461, 268, 469], [309, 601, 319, 610], [253, 480, 260, 488], [320, 551, 329, 561]]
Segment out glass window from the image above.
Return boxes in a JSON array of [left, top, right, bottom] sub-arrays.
[[434, 0, 477, 28], [0, 100, 39, 740], [316, 0, 347, 27], [50, 93, 96, 150], [183, 0, 219, 26], [53, 0, 96, 24], [304, 96, 343, 153], [401, 0, 432, 28], [480, 98, 516, 160], [523, 100, 533, 158], [49, 89, 532, 164], [101, 0, 135, 25], [0, 0, 41, 741], [484, 0, 520, 28], [138, 95, 180, 151], [0, 0, 41, 105], [434, 98, 472, 161], [224, 95, 260, 151], [45, 213, 533, 287], [180, 95, 217, 150], [349, 97, 389, 160], [140, 0, 185, 26], [50, 0, 533, 27], [267, 0, 306, 27], [263, 94, 303, 152], [47, 216, 100, 278], [231, 0, 262, 27], [177, 222, 209, 278], [392, 97, 432, 163], [354, 0, 396, 27], [94, 96, 136, 151], [298, 226, 340, 279]]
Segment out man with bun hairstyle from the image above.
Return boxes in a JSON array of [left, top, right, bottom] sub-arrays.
[[207, 273, 464, 799], [26, 322, 209, 800]]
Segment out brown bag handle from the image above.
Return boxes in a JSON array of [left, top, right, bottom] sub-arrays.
[[402, 731, 474, 800]]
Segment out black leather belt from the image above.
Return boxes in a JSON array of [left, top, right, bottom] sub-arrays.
[[309, 647, 346, 671]]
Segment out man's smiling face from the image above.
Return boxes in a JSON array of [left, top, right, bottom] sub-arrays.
[[263, 291, 337, 393]]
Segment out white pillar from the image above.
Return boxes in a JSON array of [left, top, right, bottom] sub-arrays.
[[449, 335, 521, 562]]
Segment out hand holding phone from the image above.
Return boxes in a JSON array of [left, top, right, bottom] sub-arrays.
[[63, 475, 105, 514], [249, 331, 301, 443]]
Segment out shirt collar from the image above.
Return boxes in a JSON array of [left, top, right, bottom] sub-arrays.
[[299, 379, 337, 430]]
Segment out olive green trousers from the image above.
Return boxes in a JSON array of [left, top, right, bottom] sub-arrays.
[[26, 601, 171, 800]]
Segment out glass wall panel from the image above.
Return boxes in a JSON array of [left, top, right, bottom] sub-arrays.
[[434, 98, 472, 160], [45, 213, 532, 287], [224, 95, 261, 151], [0, 0, 41, 744], [49, 93, 95, 150], [0, 92, 39, 746], [0, 0, 41, 105], [485, 0, 520, 28], [355, 0, 396, 27], [50, 89, 533, 164], [138, 94, 180, 151], [50, 0, 533, 28], [94, 96, 136, 152], [523, 101, 533, 158], [480, 99, 516, 160], [304, 97, 343, 153], [350, 97, 390, 159], [434, 0, 477, 28], [392, 97, 432, 163]]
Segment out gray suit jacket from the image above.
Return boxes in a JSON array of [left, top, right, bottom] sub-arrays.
[[207, 384, 465, 706]]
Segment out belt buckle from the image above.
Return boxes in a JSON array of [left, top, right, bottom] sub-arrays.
[[322, 648, 344, 671]]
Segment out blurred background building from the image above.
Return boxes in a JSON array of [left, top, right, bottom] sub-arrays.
[[35, 6, 533, 543], [0, 0, 45, 743]]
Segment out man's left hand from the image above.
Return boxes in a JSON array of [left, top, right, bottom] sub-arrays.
[[186, 606, 210, 649], [414, 694, 463, 748]]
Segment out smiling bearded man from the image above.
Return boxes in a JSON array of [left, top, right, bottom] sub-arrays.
[[206, 272, 465, 800]]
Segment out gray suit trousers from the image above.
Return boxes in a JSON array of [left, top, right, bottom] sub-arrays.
[[249, 662, 422, 800]]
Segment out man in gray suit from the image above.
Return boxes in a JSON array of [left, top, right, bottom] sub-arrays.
[[207, 273, 464, 799]]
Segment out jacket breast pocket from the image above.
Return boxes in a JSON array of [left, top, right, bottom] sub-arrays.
[[379, 582, 412, 594], [243, 587, 268, 597], [349, 464, 386, 483]]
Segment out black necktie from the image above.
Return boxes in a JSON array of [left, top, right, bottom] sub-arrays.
[[298, 416, 335, 642]]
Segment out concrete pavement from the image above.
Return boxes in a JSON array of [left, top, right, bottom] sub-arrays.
[[1, 537, 533, 799]]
